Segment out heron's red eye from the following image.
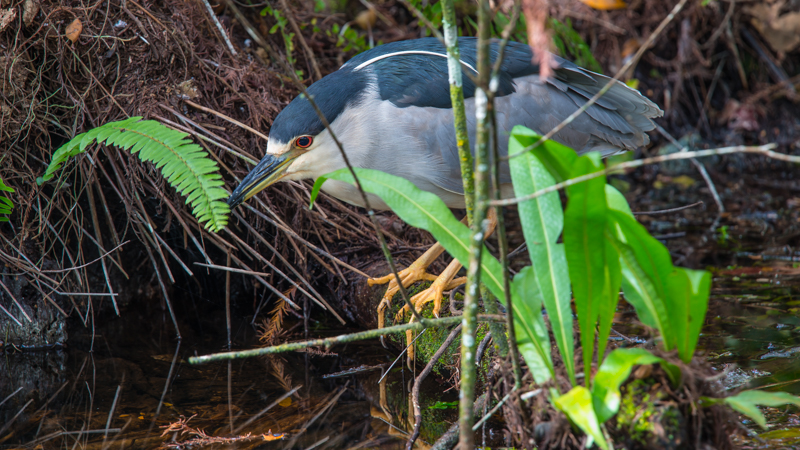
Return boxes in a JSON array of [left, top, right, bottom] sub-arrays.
[[295, 136, 313, 148]]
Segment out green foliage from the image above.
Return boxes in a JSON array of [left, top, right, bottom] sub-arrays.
[[508, 126, 575, 385], [707, 390, 800, 429], [549, 18, 603, 74], [261, 5, 303, 78], [554, 386, 609, 450], [312, 126, 800, 446], [38, 117, 229, 232], [0, 177, 14, 223]]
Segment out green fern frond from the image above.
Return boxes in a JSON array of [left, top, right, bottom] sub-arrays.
[[0, 176, 13, 223], [38, 117, 229, 232]]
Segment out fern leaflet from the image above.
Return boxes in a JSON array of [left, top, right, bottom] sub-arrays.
[[0, 176, 13, 223], [38, 117, 229, 232]]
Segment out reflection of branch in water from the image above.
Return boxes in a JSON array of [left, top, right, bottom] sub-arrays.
[[159, 415, 284, 449]]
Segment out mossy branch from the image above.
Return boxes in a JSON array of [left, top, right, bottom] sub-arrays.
[[38, 117, 229, 232]]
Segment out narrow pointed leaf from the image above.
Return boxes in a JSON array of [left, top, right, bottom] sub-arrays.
[[509, 127, 576, 385], [607, 210, 673, 347], [512, 267, 554, 383], [597, 237, 621, 363], [563, 153, 607, 384], [667, 268, 711, 362]]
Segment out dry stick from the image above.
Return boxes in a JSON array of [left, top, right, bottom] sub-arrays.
[[231, 211, 331, 310], [183, 99, 269, 142], [152, 232, 194, 276], [504, 0, 689, 161], [84, 165, 119, 315], [223, 228, 346, 323], [153, 113, 258, 166], [232, 386, 302, 434], [158, 105, 247, 155], [0, 279, 32, 323], [247, 195, 370, 279], [226, 249, 232, 348], [188, 315, 506, 364], [653, 123, 724, 214], [407, 324, 462, 450], [200, 0, 237, 56], [91, 177, 126, 275], [0, 399, 33, 437], [278, 0, 322, 80], [632, 201, 704, 215], [223, 0, 421, 324], [0, 301, 22, 327], [136, 221, 181, 338], [491, 144, 785, 207], [472, 388, 515, 431], [229, 255, 301, 309]]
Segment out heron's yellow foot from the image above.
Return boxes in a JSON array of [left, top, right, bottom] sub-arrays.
[[370, 243, 447, 329], [400, 258, 465, 366]]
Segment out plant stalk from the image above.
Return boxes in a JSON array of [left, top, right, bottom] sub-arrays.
[[458, 1, 492, 447], [442, 0, 475, 223]]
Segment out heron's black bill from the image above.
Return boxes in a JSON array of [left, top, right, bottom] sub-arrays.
[[228, 153, 293, 208]]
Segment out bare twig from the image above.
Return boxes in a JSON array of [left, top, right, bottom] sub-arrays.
[[492, 144, 783, 206], [200, 0, 237, 56], [632, 201, 704, 215], [408, 324, 462, 450]]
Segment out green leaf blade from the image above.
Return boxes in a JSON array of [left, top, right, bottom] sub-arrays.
[[509, 127, 576, 385], [563, 153, 607, 384]]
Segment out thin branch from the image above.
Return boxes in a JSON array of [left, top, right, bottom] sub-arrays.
[[188, 315, 506, 364], [408, 324, 462, 450], [491, 144, 783, 206], [632, 201, 704, 216], [201, 0, 237, 56]]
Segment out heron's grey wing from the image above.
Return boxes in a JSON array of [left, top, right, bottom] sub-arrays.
[[355, 37, 663, 196]]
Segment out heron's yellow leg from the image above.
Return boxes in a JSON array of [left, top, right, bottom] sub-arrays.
[[401, 209, 498, 365], [402, 257, 466, 365], [370, 242, 446, 329]]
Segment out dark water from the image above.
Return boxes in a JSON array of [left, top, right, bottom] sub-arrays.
[[2, 267, 800, 449], [0, 293, 467, 449]]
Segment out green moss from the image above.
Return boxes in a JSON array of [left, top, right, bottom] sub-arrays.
[[613, 377, 686, 448]]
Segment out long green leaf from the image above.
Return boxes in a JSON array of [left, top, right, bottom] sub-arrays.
[[509, 126, 576, 385], [511, 267, 554, 383], [554, 386, 610, 450], [564, 153, 607, 384], [38, 117, 229, 231], [667, 268, 711, 363], [592, 348, 663, 423], [605, 228, 667, 335], [597, 237, 621, 364], [311, 168, 554, 378], [607, 211, 673, 346], [720, 390, 800, 429]]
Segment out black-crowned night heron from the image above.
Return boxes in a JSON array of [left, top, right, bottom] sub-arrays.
[[228, 37, 662, 343]]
